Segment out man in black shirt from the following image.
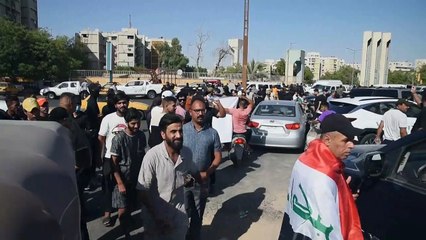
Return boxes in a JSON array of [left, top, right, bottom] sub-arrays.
[[413, 94, 426, 131]]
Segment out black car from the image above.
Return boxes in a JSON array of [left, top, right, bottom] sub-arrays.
[[344, 131, 426, 239]]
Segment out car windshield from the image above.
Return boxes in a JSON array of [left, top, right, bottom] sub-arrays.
[[350, 88, 374, 97], [329, 101, 357, 114], [254, 105, 296, 117]]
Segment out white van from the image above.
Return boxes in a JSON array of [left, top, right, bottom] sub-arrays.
[[307, 80, 343, 94], [247, 81, 283, 91]]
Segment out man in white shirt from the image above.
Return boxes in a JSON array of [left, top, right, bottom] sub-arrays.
[[98, 91, 129, 227], [375, 99, 410, 144]]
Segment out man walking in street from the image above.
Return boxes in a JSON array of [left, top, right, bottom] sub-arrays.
[[182, 96, 222, 240], [98, 91, 130, 227], [279, 114, 364, 240], [137, 113, 199, 240], [110, 108, 146, 239], [375, 99, 410, 144]]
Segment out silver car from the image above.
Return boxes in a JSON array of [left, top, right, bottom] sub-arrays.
[[249, 100, 307, 149]]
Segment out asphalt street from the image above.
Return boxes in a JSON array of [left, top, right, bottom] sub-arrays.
[[47, 96, 300, 239]]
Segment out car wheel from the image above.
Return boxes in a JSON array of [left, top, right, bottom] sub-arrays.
[[360, 133, 376, 145], [147, 90, 156, 99], [47, 92, 56, 99]]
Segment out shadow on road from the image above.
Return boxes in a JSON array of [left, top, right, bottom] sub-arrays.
[[98, 214, 144, 240], [203, 187, 266, 240]]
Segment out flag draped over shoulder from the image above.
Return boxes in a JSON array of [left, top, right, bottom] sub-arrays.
[[279, 139, 363, 240]]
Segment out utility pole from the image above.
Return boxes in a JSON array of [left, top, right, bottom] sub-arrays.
[[242, 0, 249, 90], [346, 48, 357, 87]]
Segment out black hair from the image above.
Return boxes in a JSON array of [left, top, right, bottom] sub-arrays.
[[320, 102, 329, 108], [124, 107, 142, 123], [113, 90, 130, 104], [5, 95, 19, 106], [60, 92, 75, 100], [163, 96, 177, 104], [159, 113, 182, 132], [48, 107, 69, 122], [190, 95, 206, 106], [149, 96, 162, 111], [239, 98, 248, 108]]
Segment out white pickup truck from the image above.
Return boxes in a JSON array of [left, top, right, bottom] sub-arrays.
[[39, 81, 81, 99], [116, 80, 163, 99]]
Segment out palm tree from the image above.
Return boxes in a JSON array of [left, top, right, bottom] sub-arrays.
[[247, 59, 267, 80]]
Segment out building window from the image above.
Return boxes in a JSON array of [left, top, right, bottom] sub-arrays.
[[82, 34, 88, 38], [128, 45, 133, 48], [127, 53, 134, 57], [112, 36, 117, 40], [127, 35, 134, 39]]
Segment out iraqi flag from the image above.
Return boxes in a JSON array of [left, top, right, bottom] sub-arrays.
[[279, 139, 363, 240]]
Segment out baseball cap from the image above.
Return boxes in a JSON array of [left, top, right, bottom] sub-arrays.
[[320, 114, 363, 140], [22, 98, 40, 112], [161, 90, 174, 99], [36, 97, 48, 107], [396, 98, 410, 106]]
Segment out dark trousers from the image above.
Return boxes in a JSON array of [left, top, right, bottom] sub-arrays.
[[383, 139, 395, 144], [102, 158, 114, 213], [185, 187, 208, 240], [76, 168, 91, 240]]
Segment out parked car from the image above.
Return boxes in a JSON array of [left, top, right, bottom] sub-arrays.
[[116, 80, 163, 99], [248, 100, 307, 149], [0, 82, 20, 95], [343, 131, 426, 239], [39, 81, 81, 99], [329, 96, 421, 144], [80, 95, 149, 118]]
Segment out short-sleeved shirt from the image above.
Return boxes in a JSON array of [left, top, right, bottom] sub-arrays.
[[318, 110, 336, 122], [382, 108, 408, 141], [110, 130, 146, 183], [182, 121, 221, 172], [149, 106, 165, 131], [98, 112, 127, 158], [137, 142, 197, 235], [227, 105, 252, 134]]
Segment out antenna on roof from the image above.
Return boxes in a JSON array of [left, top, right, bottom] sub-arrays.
[[129, 14, 132, 28]]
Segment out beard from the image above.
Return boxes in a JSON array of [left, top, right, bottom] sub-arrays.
[[165, 138, 183, 151]]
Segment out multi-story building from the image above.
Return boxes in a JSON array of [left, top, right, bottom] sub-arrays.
[[388, 61, 414, 72], [77, 28, 159, 70], [262, 59, 278, 75], [285, 49, 305, 84], [415, 59, 426, 71], [75, 30, 106, 70], [0, 0, 38, 29], [320, 56, 345, 76], [305, 52, 321, 80], [360, 31, 392, 86]]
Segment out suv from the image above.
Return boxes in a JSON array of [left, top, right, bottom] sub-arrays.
[[329, 96, 421, 144], [343, 131, 426, 239]]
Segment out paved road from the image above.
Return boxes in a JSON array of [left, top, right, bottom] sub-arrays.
[[85, 146, 299, 240], [46, 96, 300, 239]]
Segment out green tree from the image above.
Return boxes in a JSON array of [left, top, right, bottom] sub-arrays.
[[224, 64, 242, 73], [274, 58, 285, 75], [388, 70, 414, 85], [417, 65, 426, 84], [157, 38, 189, 70], [304, 67, 314, 84], [320, 65, 360, 85], [247, 59, 267, 80]]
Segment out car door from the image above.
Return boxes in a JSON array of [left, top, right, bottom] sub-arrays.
[[57, 82, 68, 95], [356, 138, 426, 239], [69, 82, 79, 95], [138, 81, 147, 95], [125, 81, 137, 95]]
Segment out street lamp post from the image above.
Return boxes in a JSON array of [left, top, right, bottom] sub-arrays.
[[241, 0, 249, 90], [346, 48, 358, 87]]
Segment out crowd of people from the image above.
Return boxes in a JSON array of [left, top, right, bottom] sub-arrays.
[[1, 78, 425, 239]]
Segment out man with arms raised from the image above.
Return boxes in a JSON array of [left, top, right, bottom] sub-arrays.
[[279, 114, 363, 240]]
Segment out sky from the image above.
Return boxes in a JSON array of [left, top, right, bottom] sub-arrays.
[[39, 0, 426, 69]]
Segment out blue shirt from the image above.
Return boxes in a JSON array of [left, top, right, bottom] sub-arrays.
[[182, 121, 221, 171]]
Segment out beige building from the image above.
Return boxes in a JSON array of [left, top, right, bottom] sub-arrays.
[[320, 56, 345, 76], [305, 52, 321, 80], [360, 31, 391, 86], [388, 61, 414, 72], [76, 30, 106, 70], [0, 0, 38, 29]]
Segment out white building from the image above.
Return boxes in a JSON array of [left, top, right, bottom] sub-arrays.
[[262, 59, 278, 74], [76, 30, 106, 70], [228, 39, 243, 66], [388, 61, 414, 72], [320, 56, 345, 76], [360, 31, 392, 86], [415, 59, 426, 71], [305, 52, 321, 80], [285, 49, 305, 84]]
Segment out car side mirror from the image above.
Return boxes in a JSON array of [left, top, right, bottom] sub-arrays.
[[364, 152, 383, 178], [415, 164, 426, 183]]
